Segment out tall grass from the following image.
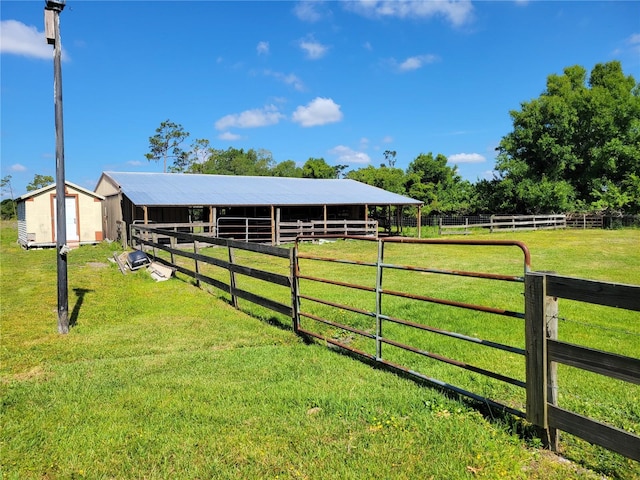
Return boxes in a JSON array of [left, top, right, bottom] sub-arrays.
[[1, 222, 638, 479]]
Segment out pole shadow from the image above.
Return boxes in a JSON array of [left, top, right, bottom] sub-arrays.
[[70, 288, 93, 328]]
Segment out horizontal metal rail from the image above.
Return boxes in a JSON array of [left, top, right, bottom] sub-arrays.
[[293, 234, 529, 420]]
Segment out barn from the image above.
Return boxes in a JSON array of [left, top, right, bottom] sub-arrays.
[[16, 181, 104, 249], [95, 171, 423, 245]]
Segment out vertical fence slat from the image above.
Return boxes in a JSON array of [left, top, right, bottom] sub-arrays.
[[546, 293, 559, 451], [193, 240, 201, 288], [525, 272, 548, 431], [228, 245, 238, 308]]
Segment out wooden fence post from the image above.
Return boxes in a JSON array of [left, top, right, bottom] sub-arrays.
[[228, 245, 238, 309], [169, 236, 176, 265], [525, 272, 548, 439], [290, 247, 299, 333], [525, 271, 557, 449], [193, 240, 201, 288], [545, 290, 559, 451]]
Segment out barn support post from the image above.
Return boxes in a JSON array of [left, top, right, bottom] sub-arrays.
[[270, 205, 275, 245], [275, 207, 281, 246], [212, 207, 217, 238], [323, 205, 327, 234], [209, 206, 214, 235], [417, 205, 422, 238]]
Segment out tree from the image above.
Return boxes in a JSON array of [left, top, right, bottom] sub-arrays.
[[145, 120, 190, 173], [301, 158, 337, 179], [26, 174, 54, 192], [190, 147, 274, 176], [383, 150, 397, 168], [346, 165, 407, 194], [495, 61, 640, 214], [405, 153, 474, 214], [1, 176, 17, 219], [271, 160, 303, 178], [172, 138, 211, 173]]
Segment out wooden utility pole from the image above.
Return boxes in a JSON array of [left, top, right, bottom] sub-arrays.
[[45, 0, 69, 334]]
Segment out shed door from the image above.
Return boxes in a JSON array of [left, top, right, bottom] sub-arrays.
[[54, 196, 79, 242]]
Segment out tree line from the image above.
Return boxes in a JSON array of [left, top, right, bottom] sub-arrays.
[[2, 61, 637, 220], [146, 61, 639, 216]]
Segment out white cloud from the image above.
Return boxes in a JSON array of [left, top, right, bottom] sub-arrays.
[[299, 38, 329, 59], [215, 104, 285, 130], [329, 145, 371, 164], [363, 41, 373, 51], [10, 163, 27, 172], [344, 0, 474, 27], [381, 135, 394, 144], [627, 33, 640, 54], [292, 97, 343, 127], [0, 20, 52, 60], [264, 70, 305, 91], [257, 41, 269, 55], [293, 1, 329, 22], [397, 54, 439, 72], [448, 153, 486, 164], [127, 160, 144, 166], [219, 131, 241, 141]]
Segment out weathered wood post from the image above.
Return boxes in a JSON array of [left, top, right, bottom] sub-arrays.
[[525, 271, 558, 449], [228, 244, 238, 308], [290, 246, 300, 333], [193, 240, 201, 288]]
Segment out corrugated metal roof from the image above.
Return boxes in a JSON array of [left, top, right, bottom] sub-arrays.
[[101, 172, 422, 207]]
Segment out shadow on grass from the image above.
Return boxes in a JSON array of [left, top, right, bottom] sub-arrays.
[[70, 288, 93, 328]]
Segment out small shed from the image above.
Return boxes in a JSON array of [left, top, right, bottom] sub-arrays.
[[16, 181, 105, 249]]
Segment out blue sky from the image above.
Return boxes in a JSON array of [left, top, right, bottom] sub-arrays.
[[2, 1, 639, 197]]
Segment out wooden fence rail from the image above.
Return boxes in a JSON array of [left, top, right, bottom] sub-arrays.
[[439, 214, 566, 235], [525, 272, 640, 460]]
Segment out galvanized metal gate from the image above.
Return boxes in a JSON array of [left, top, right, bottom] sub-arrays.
[[292, 235, 531, 417]]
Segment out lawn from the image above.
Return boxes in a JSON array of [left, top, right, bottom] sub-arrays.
[[1, 222, 638, 479]]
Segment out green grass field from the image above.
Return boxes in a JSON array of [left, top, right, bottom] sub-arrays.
[[1, 222, 638, 479]]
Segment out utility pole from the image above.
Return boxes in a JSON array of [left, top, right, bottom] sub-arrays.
[[45, 0, 69, 334]]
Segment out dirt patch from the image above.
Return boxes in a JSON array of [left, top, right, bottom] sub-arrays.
[[86, 262, 108, 268]]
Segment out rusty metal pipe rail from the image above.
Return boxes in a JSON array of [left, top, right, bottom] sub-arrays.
[[379, 336, 526, 388], [381, 288, 526, 320], [298, 292, 525, 356]]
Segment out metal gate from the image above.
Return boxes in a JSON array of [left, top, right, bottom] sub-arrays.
[[292, 235, 531, 417]]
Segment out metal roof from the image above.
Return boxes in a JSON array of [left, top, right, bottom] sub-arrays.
[[101, 172, 422, 207], [18, 181, 104, 201]]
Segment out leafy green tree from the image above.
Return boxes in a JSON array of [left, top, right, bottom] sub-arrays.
[[26, 174, 54, 192], [145, 120, 190, 173], [271, 160, 303, 177], [174, 138, 212, 173], [190, 147, 274, 176], [302, 158, 337, 179], [405, 153, 473, 214], [495, 61, 640, 214], [346, 165, 407, 194], [1, 176, 16, 219], [1, 199, 16, 220]]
